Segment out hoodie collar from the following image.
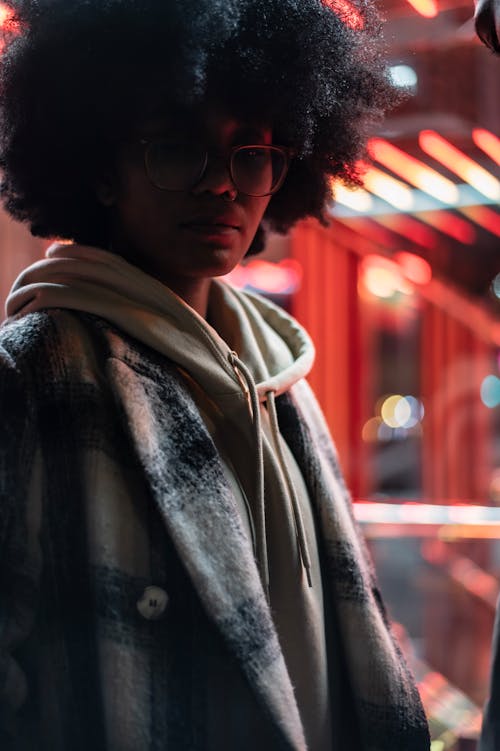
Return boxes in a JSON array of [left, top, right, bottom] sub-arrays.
[[6, 242, 314, 401]]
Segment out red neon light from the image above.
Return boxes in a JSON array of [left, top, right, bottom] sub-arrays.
[[419, 130, 500, 201], [417, 211, 476, 244], [374, 214, 438, 250], [369, 138, 459, 203], [472, 128, 500, 167], [336, 217, 404, 250], [359, 161, 414, 210], [404, 0, 438, 16], [459, 206, 500, 238], [322, 0, 365, 30]]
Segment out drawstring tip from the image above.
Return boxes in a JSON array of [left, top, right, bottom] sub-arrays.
[[305, 565, 313, 588], [265, 583, 271, 604]]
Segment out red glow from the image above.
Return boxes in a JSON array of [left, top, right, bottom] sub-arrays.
[[322, 0, 365, 29], [225, 259, 302, 294], [336, 217, 404, 250], [405, 0, 438, 17], [0, 4, 12, 26], [361, 255, 413, 299], [395, 252, 432, 285], [369, 138, 459, 203], [472, 128, 500, 167], [459, 206, 500, 238], [374, 214, 438, 250], [419, 130, 500, 201], [448, 557, 499, 604], [417, 211, 476, 244], [0, 4, 20, 37]]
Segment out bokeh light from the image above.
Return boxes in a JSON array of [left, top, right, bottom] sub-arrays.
[[363, 395, 424, 442], [389, 64, 418, 91], [225, 259, 302, 294], [361, 416, 382, 442], [377, 421, 396, 441], [395, 251, 432, 286], [480, 375, 500, 408], [394, 396, 412, 426], [360, 254, 414, 300], [380, 394, 425, 429], [381, 395, 404, 427]]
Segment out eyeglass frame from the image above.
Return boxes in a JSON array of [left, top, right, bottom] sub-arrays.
[[137, 138, 296, 197]]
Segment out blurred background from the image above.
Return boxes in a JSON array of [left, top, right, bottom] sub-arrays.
[[0, 1, 498, 748]]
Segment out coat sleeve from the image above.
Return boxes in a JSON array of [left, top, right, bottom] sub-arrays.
[[0, 344, 41, 747]]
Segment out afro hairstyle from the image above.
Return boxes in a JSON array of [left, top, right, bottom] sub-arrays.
[[0, 0, 399, 253]]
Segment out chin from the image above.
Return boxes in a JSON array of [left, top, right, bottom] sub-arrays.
[[190, 247, 245, 277]]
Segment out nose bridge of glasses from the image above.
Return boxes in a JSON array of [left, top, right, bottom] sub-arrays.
[[194, 148, 237, 191]]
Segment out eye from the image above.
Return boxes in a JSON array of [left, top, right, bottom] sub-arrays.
[[238, 147, 271, 161]]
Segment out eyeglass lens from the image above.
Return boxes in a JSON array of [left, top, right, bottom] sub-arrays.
[[144, 144, 287, 195]]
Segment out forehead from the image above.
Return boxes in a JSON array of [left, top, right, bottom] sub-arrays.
[[135, 103, 272, 142]]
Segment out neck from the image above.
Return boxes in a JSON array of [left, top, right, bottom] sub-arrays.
[[108, 241, 212, 317], [161, 275, 212, 317]]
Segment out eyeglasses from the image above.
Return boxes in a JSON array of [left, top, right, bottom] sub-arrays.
[[138, 140, 294, 196]]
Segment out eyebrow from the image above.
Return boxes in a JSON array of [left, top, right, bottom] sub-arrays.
[[138, 119, 190, 138], [231, 125, 271, 142], [134, 115, 272, 144]]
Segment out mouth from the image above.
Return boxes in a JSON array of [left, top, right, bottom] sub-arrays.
[[181, 223, 240, 232], [179, 216, 242, 247], [180, 217, 241, 231], [179, 218, 241, 248]]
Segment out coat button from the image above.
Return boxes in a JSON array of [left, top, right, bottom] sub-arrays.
[[137, 586, 169, 620]]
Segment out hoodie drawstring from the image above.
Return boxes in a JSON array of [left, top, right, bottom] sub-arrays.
[[229, 352, 269, 600], [266, 390, 313, 589], [229, 351, 313, 600]]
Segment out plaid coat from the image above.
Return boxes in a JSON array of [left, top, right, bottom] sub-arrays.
[[0, 308, 430, 751]]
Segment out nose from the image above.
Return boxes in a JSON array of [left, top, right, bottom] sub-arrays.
[[190, 154, 237, 198]]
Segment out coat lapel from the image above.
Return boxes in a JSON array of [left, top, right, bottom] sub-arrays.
[[278, 382, 430, 751], [107, 350, 306, 751]]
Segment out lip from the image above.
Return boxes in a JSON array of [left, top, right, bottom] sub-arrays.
[[179, 212, 242, 231], [180, 224, 240, 248], [182, 224, 239, 233]]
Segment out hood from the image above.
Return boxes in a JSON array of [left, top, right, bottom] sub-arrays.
[[5, 243, 315, 403]]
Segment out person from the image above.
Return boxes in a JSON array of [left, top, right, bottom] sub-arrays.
[[0, 1, 430, 749], [474, 0, 500, 52]]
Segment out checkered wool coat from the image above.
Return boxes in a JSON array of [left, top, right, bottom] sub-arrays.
[[0, 308, 430, 751]]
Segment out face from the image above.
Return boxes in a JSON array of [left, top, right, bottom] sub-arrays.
[[100, 104, 273, 296]]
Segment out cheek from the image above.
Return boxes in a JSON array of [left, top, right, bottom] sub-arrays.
[[114, 175, 180, 241], [244, 197, 271, 235]]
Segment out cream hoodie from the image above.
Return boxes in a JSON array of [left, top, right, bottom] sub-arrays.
[[6, 243, 333, 751]]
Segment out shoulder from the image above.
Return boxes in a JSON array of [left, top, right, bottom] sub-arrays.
[[0, 308, 89, 362], [0, 309, 122, 382]]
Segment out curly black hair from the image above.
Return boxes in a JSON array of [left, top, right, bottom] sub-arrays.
[[0, 0, 398, 253]]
